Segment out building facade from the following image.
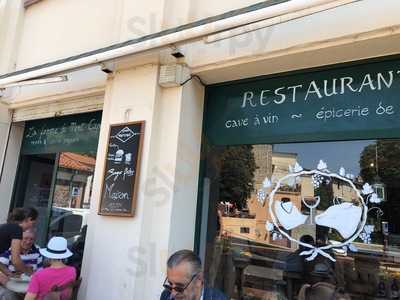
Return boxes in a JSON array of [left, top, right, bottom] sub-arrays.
[[1, 0, 400, 299]]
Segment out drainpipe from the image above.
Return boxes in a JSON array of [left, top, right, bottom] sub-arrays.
[[0, 0, 361, 87]]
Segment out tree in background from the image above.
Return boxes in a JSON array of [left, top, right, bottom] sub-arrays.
[[359, 140, 400, 187], [218, 145, 256, 209], [360, 140, 400, 235], [315, 179, 334, 211]]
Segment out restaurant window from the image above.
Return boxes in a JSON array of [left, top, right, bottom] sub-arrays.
[[200, 56, 400, 299], [200, 139, 400, 299], [12, 111, 101, 274]]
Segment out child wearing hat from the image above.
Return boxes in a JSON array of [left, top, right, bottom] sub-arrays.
[[24, 237, 76, 300]]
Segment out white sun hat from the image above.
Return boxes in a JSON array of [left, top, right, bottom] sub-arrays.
[[39, 237, 73, 259]]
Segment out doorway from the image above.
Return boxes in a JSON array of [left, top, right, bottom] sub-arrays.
[[13, 154, 56, 246]]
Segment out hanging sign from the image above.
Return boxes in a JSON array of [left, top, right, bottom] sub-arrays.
[[98, 121, 145, 217], [205, 57, 400, 145]]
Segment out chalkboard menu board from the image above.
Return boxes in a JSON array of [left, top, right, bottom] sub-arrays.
[[98, 121, 145, 216]]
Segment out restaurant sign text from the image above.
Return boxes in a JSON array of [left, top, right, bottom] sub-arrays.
[[205, 58, 400, 145]]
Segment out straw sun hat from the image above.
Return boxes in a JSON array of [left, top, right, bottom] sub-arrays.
[[39, 237, 73, 259]]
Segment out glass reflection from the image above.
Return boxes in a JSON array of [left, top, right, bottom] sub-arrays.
[[49, 152, 94, 242], [12, 154, 56, 246], [204, 139, 400, 299], [48, 152, 94, 276]]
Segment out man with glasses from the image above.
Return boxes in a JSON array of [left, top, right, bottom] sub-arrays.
[[161, 250, 227, 300]]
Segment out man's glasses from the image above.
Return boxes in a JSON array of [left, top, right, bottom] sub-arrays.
[[163, 273, 198, 294]]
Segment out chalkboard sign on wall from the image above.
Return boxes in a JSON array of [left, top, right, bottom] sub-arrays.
[[98, 121, 145, 216]]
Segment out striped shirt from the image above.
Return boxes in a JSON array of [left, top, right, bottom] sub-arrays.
[[0, 245, 43, 272]]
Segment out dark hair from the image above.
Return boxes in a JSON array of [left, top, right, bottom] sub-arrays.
[[8, 207, 38, 223], [167, 250, 202, 277], [25, 207, 38, 221]]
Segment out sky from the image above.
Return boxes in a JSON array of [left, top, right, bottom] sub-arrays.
[[274, 139, 375, 176]]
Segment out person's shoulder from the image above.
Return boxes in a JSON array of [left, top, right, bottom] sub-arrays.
[[204, 287, 228, 300], [58, 265, 76, 274], [0, 249, 11, 258], [37, 266, 76, 277], [0, 249, 11, 266], [65, 265, 77, 278], [1, 223, 20, 231], [160, 289, 170, 300], [0, 222, 10, 228], [4, 223, 22, 236], [31, 266, 47, 279]]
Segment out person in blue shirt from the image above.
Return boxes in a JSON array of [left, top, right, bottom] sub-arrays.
[[0, 229, 43, 275], [0, 207, 38, 282], [0, 229, 42, 300], [160, 250, 227, 300]]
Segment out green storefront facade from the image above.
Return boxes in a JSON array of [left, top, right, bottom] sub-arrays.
[[198, 55, 400, 299]]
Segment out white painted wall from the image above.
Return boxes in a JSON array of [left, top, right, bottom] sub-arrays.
[[157, 0, 273, 27], [118, 0, 166, 42], [187, 0, 264, 23], [10, 0, 400, 91], [184, 0, 400, 80], [16, 0, 120, 70], [0, 0, 24, 74], [16, 0, 169, 70], [167, 79, 204, 253], [0, 104, 24, 223], [78, 63, 204, 300], [14, 0, 276, 72], [130, 76, 203, 300], [79, 65, 161, 300]]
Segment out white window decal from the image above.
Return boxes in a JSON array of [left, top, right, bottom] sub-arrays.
[[263, 160, 381, 262]]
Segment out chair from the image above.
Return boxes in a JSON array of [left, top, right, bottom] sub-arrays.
[[43, 278, 82, 300]]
